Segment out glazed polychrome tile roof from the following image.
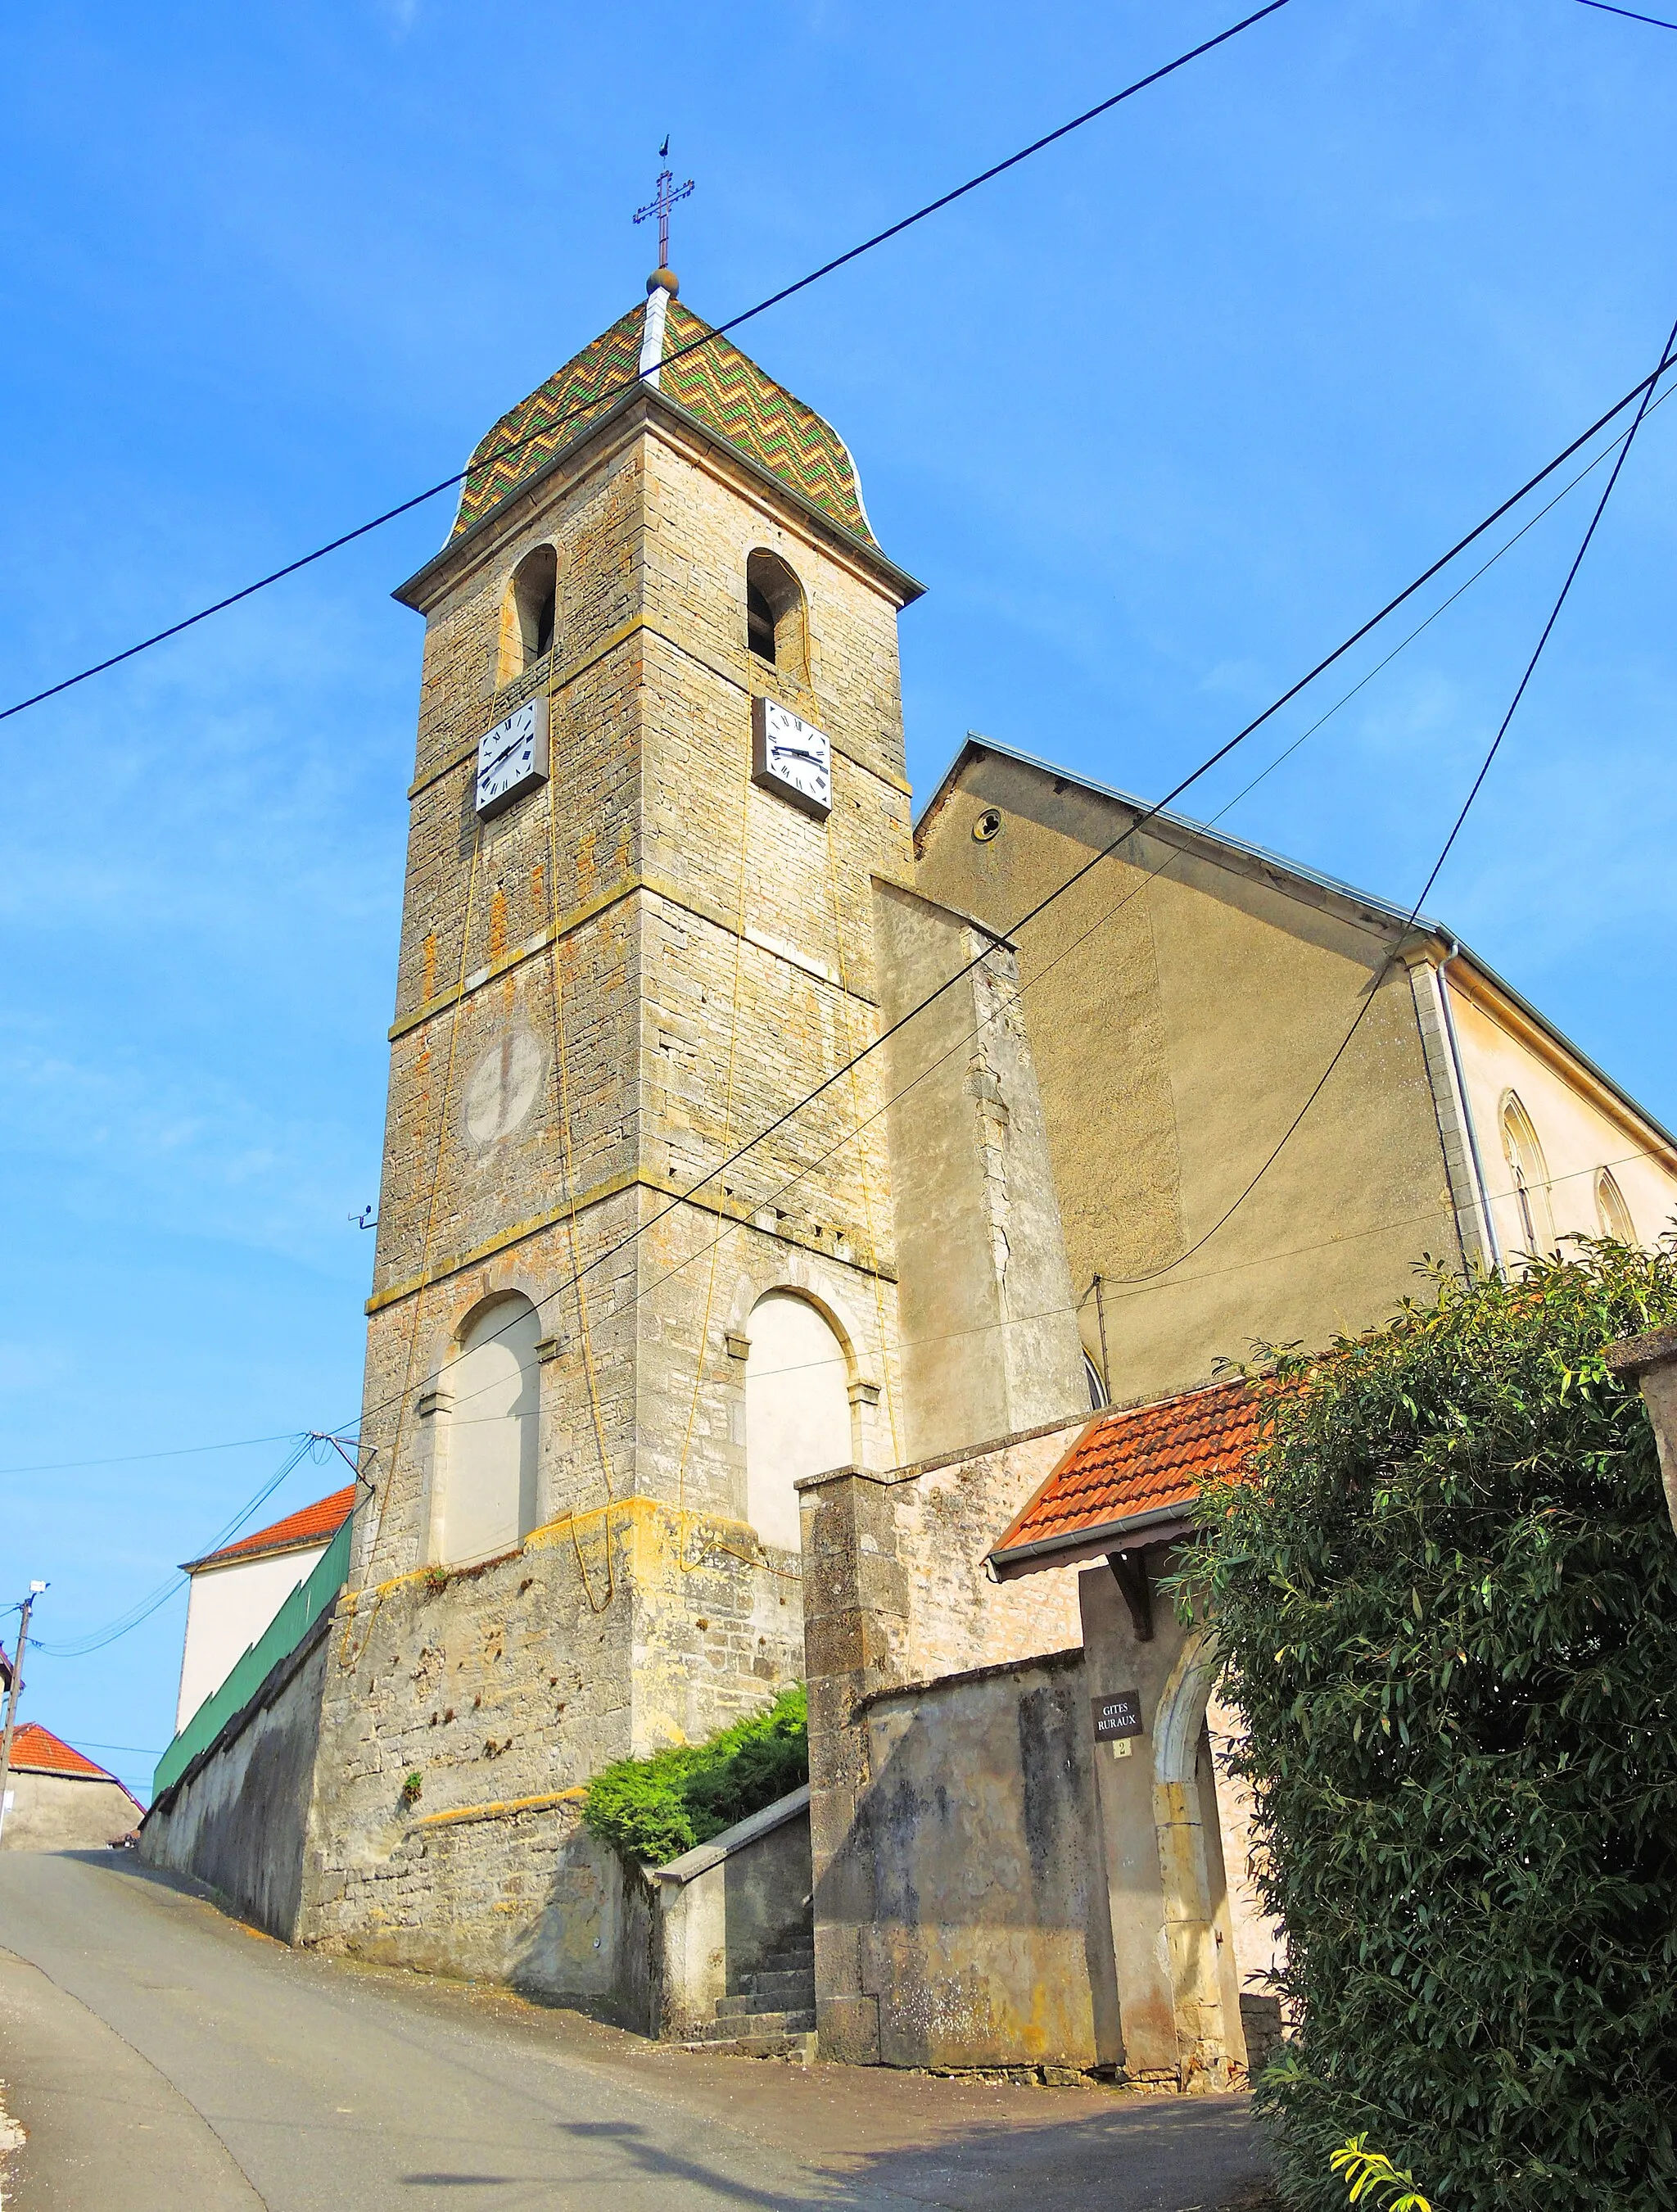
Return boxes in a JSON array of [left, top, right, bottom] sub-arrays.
[[991, 1379, 1263, 1569], [183, 1485, 355, 1574], [451, 297, 876, 545], [8, 1721, 120, 1782]]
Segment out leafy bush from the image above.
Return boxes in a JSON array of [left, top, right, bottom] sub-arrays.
[[581, 1685, 807, 1866], [1187, 1243, 1677, 2212]]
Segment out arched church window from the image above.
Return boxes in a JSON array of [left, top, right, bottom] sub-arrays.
[[1595, 1167, 1636, 1244], [1501, 1092, 1554, 1257], [744, 550, 807, 679], [436, 1293, 540, 1566], [743, 1290, 851, 1551], [1084, 1354, 1110, 1410], [509, 545, 557, 672]]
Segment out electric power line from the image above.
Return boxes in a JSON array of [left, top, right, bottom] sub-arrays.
[[41, 384, 1664, 1624], [624, 1144, 1677, 1392], [1105, 304, 1677, 1287], [341, 332, 1677, 1445], [0, 0, 1295, 730], [0, 1431, 302, 1479], [1574, 0, 1677, 29], [36, 1433, 320, 1657], [34, 387, 1666, 1477]]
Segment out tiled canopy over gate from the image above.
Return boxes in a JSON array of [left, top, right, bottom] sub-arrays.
[[989, 1377, 1263, 1576], [450, 298, 876, 547]]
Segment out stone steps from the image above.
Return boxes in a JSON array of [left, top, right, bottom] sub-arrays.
[[717, 1968, 813, 2012], [688, 2006, 816, 2042], [737, 1944, 813, 1980], [681, 2029, 818, 2063], [683, 1929, 817, 2061]]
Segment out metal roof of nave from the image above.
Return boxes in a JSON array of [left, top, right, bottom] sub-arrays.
[[450, 296, 877, 549]]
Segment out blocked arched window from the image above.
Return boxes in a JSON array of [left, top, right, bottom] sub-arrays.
[[742, 1291, 851, 1550], [436, 1293, 540, 1565], [1595, 1168, 1636, 1244], [744, 550, 807, 679], [1501, 1093, 1555, 1257], [508, 545, 557, 673]]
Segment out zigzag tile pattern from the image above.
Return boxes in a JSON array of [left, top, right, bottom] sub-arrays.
[[449, 299, 875, 546], [659, 303, 873, 544], [451, 307, 643, 538]]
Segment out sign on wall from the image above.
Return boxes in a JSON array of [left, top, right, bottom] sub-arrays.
[[1092, 1690, 1144, 1741]]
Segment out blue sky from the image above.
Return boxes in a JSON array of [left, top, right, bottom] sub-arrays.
[[3, 0, 1675, 1801]]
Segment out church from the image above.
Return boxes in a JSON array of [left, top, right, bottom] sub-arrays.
[[142, 247, 1677, 2082]]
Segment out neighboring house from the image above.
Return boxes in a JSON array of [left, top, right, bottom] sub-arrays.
[[1, 1723, 143, 1850], [175, 1486, 355, 1734], [915, 738, 1677, 1408]]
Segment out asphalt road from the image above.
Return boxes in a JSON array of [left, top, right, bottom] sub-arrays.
[[0, 1851, 1269, 2211]]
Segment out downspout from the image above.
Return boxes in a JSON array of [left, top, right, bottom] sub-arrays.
[[1437, 942, 1503, 1276]]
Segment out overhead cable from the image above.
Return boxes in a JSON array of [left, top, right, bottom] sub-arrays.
[[0, 0, 1294, 729], [1106, 306, 1677, 1284], [37, 1433, 318, 1657], [342, 339, 1677, 1436], [1574, 0, 1677, 29]]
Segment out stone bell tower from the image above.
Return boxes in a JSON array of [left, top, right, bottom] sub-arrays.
[[297, 272, 933, 1979]]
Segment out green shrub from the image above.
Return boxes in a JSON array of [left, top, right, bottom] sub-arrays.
[[581, 1684, 807, 1866], [1187, 1242, 1677, 2212]]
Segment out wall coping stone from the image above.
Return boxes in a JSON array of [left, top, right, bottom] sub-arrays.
[[855, 1645, 1084, 1718], [653, 1783, 811, 1886], [1605, 1328, 1677, 1378], [794, 1413, 1090, 1496]]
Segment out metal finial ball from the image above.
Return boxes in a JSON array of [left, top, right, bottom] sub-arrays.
[[647, 268, 680, 296]]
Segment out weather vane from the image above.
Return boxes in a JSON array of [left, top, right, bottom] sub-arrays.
[[635, 137, 694, 274]]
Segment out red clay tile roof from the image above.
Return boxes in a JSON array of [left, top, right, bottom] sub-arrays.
[[990, 1379, 1262, 1574], [183, 1485, 355, 1574], [8, 1722, 120, 1783]]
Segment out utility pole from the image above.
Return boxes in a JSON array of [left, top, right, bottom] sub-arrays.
[[0, 1582, 47, 1848]]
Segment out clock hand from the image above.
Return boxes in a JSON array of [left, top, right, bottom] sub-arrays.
[[481, 738, 527, 779]]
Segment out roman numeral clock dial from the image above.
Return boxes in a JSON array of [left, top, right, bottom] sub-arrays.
[[474, 697, 549, 817], [751, 697, 832, 821]]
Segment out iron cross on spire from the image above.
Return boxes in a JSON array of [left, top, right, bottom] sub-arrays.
[[635, 139, 694, 273]]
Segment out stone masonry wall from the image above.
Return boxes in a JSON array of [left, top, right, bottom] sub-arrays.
[[301, 360, 947, 1989], [301, 1491, 806, 1992]]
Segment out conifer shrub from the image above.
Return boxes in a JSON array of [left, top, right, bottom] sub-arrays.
[[1186, 1242, 1677, 2212], [581, 1685, 807, 1866]]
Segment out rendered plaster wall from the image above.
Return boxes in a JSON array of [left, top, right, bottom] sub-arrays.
[[141, 1619, 329, 1938], [847, 1652, 1117, 2070], [175, 1545, 330, 1733], [2, 1771, 142, 1853], [915, 753, 1460, 1405], [652, 1790, 812, 2040], [1444, 971, 1677, 1262], [872, 880, 1088, 1463], [800, 1416, 1096, 2067]]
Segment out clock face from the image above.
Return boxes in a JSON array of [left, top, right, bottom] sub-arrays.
[[475, 697, 549, 817], [751, 697, 832, 820]]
